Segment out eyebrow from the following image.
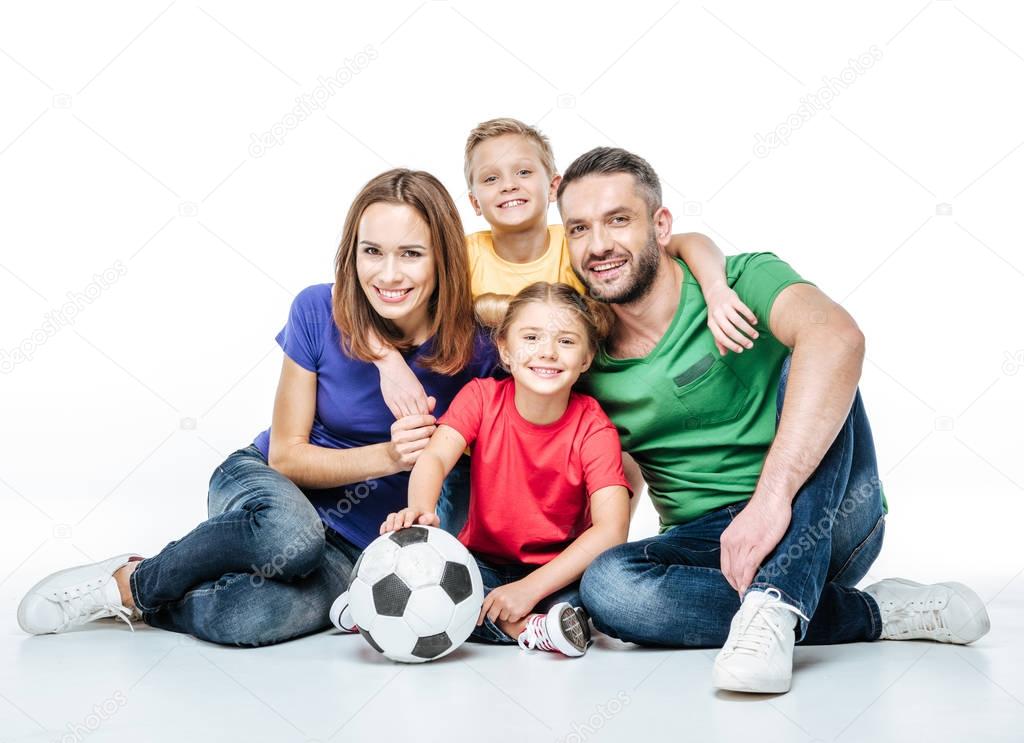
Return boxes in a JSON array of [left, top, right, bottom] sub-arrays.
[[358, 240, 428, 250], [520, 326, 582, 337]]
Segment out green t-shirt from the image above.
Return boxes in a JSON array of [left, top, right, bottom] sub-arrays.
[[578, 253, 811, 531]]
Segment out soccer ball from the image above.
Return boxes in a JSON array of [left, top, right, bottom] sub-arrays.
[[346, 525, 484, 663]]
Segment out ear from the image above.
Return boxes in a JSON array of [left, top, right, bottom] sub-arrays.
[[468, 190, 483, 217], [547, 174, 562, 203], [653, 206, 673, 249]]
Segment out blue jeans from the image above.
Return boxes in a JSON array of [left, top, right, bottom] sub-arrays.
[[468, 558, 583, 644], [580, 357, 886, 647], [131, 445, 363, 647]]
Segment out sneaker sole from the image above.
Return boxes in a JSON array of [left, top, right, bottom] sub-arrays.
[[549, 604, 587, 657], [17, 553, 138, 635], [712, 663, 791, 694]]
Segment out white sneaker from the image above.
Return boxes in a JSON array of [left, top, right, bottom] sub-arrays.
[[864, 578, 991, 644], [713, 588, 808, 693], [328, 591, 358, 633], [517, 603, 591, 657], [17, 554, 141, 635]]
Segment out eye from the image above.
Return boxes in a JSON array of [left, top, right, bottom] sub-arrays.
[[517, 169, 532, 177], [611, 215, 628, 225], [559, 337, 576, 345], [363, 246, 381, 255], [523, 334, 538, 342], [483, 175, 496, 184], [402, 250, 423, 259], [569, 225, 586, 235]]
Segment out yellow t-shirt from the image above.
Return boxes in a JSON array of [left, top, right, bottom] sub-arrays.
[[465, 224, 586, 298]]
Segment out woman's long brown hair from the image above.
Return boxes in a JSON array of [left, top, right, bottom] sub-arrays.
[[333, 169, 476, 376]]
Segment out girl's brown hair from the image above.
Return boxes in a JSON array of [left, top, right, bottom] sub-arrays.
[[492, 282, 614, 368], [333, 169, 476, 375]]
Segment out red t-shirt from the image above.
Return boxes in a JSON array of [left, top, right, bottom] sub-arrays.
[[439, 377, 632, 566]]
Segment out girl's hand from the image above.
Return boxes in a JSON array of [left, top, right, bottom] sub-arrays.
[[380, 508, 440, 535], [386, 412, 437, 471], [703, 283, 759, 355], [477, 579, 540, 626]]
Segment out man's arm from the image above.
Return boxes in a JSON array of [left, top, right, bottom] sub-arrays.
[[720, 282, 865, 595]]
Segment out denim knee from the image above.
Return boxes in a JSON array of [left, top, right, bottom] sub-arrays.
[[244, 499, 326, 582], [580, 546, 634, 636], [184, 575, 311, 647]]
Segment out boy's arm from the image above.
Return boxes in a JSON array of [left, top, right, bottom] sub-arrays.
[[368, 328, 432, 418], [666, 232, 760, 356], [380, 424, 468, 533]]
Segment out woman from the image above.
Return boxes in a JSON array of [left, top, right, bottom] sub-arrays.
[[17, 169, 497, 646]]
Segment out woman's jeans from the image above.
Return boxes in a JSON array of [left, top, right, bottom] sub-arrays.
[[130, 445, 473, 647], [468, 558, 583, 645], [580, 356, 887, 647]]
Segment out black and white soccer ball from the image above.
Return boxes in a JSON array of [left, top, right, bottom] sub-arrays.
[[347, 525, 484, 663]]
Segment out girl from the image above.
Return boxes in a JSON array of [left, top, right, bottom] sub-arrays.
[[380, 282, 632, 657], [18, 169, 498, 646]]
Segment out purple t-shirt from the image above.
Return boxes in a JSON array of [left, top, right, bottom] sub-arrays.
[[254, 283, 498, 549]]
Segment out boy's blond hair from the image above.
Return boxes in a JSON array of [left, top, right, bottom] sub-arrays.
[[463, 117, 557, 188]]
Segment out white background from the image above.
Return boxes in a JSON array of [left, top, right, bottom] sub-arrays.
[[1, 2, 1023, 740]]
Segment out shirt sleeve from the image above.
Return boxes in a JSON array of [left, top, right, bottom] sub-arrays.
[[275, 285, 326, 372], [580, 420, 633, 499], [437, 378, 485, 448], [728, 252, 814, 331]]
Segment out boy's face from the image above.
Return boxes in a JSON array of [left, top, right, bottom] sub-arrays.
[[468, 134, 559, 231]]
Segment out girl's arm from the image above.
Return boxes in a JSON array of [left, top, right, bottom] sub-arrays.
[[267, 356, 437, 488], [380, 424, 468, 533], [666, 232, 760, 356], [479, 485, 630, 625]]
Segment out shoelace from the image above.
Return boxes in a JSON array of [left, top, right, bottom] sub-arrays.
[[518, 614, 555, 652], [727, 588, 807, 657], [882, 601, 947, 638], [56, 580, 135, 633]]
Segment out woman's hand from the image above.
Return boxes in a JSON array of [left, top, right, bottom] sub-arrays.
[[386, 412, 437, 471], [703, 283, 759, 355], [477, 579, 541, 626], [380, 508, 440, 534]]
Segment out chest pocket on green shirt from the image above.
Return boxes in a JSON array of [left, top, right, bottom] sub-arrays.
[[671, 354, 750, 427]]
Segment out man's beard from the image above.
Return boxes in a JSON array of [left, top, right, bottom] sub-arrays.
[[577, 228, 661, 306]]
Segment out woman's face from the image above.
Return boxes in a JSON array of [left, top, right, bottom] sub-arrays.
[[355, 202, 437, 341]]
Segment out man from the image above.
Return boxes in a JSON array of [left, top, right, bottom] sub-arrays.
[[558, 147, 990, 694]]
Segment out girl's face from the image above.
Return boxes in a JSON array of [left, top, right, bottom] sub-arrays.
[[498, 301, 594, 398], [355, 202, 437, 341]]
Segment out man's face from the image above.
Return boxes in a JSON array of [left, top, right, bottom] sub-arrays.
[[560, 173, 666, 304]]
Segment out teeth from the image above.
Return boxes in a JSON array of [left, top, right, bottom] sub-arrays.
[[378, 288, 410, 298], [500, 199, 526, 208], [592, 260, 626, 273], [530, 368, 561, 377]]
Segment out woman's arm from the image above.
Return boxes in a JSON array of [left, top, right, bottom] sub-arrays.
[[380, 424, 468, 533], [666, 232, 759, 355], [479, 484, 630, 625], [267, 356, 436, 488]]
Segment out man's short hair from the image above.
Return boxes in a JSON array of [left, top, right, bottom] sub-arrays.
[[557, 147, 662, 216], [463, 117, 557, 188]]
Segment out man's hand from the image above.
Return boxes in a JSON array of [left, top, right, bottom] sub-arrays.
[[719, 496, 792, 596], [477, 579, 541, 626]]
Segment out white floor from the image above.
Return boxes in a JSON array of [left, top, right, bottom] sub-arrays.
[[2, 547, 1023, 743]]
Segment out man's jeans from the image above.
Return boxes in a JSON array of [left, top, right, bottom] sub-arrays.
[[580, 357, 886, 647], [468, 558, 583, 644], [132, 444, 471, 647]]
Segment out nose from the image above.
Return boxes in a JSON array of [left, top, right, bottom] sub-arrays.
[[379, 253, 403, 284], [588, 224, 614, 261], [538, 334, 559, 360], [500, 176, 518, 193]]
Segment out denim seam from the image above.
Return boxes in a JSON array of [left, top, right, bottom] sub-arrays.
[[831, 514, 885, 586], [858, 586, 883, 640], [787, 416, 851, 638], [128, 563, 153, 613]]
